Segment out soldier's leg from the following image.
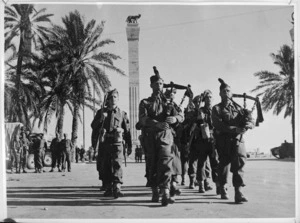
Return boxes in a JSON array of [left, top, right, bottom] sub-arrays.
[[61, 152, 67, 172], [15, 153, 21, 173], [112, 144, 124, 199], [67, 151, 71, 172], [230, 139, 247, 203], [203, 158, 213, 191], [170, 141, 182, 202], [145, 132, 159, 202], [102, 144, 113, 197], [196, 143, 209, 193], [50, 152, 56, 172], [207, 140, 220, 194], [216, 136, 231, 199], [157, 130, 174, 206], [180, 146, 189, 185], [188, 144, 198, 189]]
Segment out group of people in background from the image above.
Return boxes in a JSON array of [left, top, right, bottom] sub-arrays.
[[10, 130, 78, 174], [91, 66, 255, 207]]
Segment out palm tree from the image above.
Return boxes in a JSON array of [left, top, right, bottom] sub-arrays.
[[4, 4, 53, 126], [251, 44, 294, 144], [50, 10, 125, 146]]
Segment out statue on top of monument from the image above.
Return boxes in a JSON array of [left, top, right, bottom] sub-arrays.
[[126, 14, 141, 24]]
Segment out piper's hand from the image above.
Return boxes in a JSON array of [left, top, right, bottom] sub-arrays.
[[166, 116, 177, 124], [155, 122, 169, 130], [236, 127, 247, 134], [100, 112, 108, 122], [197, 112, 205, 120]]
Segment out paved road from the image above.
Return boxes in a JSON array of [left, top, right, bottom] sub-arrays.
[[5, 158, 296, 222]]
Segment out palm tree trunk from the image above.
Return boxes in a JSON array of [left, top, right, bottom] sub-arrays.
[[56, 103, 65, 139], [71, 102, 80, 162]]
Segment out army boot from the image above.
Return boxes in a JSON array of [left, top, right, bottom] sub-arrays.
[[204, 179, 213, 191], [161, 188, 171, 206], [151, 187, 160, 202], [234, 187, 248, 204], [220, 185, 229, 199], [113, 183, 124, 199], [198, 180, 205, 193], [189, 176, 196, 189]]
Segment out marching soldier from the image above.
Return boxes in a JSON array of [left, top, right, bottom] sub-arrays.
[[138, 67, 181, 206], [193, 90, 219, 194], [212, 79, 254, 203], [49, 133, 62, 172], [164, 87, 184, 202], [91, 89, 132, 198]]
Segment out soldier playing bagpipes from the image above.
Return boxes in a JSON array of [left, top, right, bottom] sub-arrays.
[[212, 78, 263, 204], [138, 66, 185, 206], [91, 89, 132, 199]]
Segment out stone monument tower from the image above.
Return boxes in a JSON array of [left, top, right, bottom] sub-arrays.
[[126, 15, 141, 144]]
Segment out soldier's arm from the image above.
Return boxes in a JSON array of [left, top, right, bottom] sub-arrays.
[[139, 99, 160, 128], [91, 109, 103, 130], [122, 111, 132, 150], [212, 106, 238, 134]]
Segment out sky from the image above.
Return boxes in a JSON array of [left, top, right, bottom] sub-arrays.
[[7, 3, 295, 153]]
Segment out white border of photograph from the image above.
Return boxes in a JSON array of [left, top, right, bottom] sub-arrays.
[[0, 0, 299, 223]]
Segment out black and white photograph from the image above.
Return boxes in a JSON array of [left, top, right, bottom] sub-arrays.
[[0, 0, 298, 222]]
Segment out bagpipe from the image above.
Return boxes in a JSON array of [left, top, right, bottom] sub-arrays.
[[230, 93, 264, 128]]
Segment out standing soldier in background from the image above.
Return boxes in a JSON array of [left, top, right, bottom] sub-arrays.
[[11, 134, 23, 173], [20, 131, 29, 173], [138, 67, 179, 206], [60, 133, 73, 172], [194, 90, 219, 194], [34, 133, 47, 173], [49, 132, 62, 172], [91, 89, 132, 198], [212, 78, 254, 203]]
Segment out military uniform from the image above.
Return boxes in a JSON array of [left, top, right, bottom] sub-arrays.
[[212, 78, 254, 203], [91, 103, 132, 198], [21, 133, 29, 173], [139, 91, 183, 205], [11, 138, 23, 173], [60, 137, 73, 172], [50, 136, 61, 172], [194, 105, 219, 193], [33, 135, 47, 173]]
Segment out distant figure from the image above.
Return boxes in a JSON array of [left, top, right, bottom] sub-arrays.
[[34, 133, 47, 173], [60, 133, 73, 172], [135, 145, 143, 163], [75, 145, 80, 163], [49, 133, 62, 172], [20, 131, 29, 173], [87, 146, 94, 162], [126, 14, 141, 23], [80, 146, 85, 162], [11, 134, 23, 173]]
